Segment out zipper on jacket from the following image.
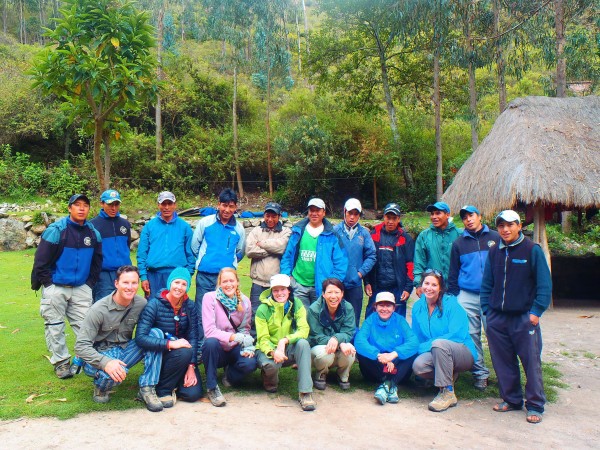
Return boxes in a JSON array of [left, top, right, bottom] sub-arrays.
[[501, 247, 508, 311]]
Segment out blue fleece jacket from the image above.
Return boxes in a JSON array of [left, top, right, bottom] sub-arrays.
[[191, 213, 245, 273], [280, 217, 348, 297], [480, 233, 552, 317], [90, 210, 132, 271], [447, 225, 500, 295], [355, 311, 419, 361], [136, 212, 195, 281], [333, 222, 376, 289], [31, 216, 102, 289], [411, 293, 477, 360]]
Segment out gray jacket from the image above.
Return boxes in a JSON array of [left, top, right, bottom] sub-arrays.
[[245, 222, 292, 287]]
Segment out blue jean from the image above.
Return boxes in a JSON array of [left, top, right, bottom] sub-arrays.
[[147, 269, 174, 299], [290, 277, 317, 310], [92, 270, 117, 303], [202, 338, 257, 390], [83, 329, 162, 392], [250, 283, 269, 337], [194, 271, 219, 343], [344, 285, 365, 327]]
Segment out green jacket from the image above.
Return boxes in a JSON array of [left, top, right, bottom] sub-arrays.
[[307, 296, 356, 347], [413, 221, 462, 285], [255, 288, 310, 357]]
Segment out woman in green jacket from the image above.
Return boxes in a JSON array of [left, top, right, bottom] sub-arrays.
[[307, 278, 356, 390], [255, 273, 315, 411]]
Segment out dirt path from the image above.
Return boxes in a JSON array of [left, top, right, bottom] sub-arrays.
[[2, 302, 599, 450]]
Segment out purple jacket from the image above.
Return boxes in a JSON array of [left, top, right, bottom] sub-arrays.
[[202, 291, 252, 351]]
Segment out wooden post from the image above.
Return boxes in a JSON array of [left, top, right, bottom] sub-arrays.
[[533, 203, 553, 308]]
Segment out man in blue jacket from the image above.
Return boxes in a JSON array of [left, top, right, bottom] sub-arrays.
[[90, 189, 132, 302], [31, 194, 103, 379], [364, 202, 414, 317], [281, 198, 347, 309], [448, 205, 500, 390], [333, 198, 376, 326], [480, 210, 551, 424], [137, 191, 195, 299]]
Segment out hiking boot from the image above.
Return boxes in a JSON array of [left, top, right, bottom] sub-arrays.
[[374, 383, 389, 405], [261, 369, 278, 393], [54, 361, 73, 380], [474, 377, 488, 391], [159, 390, 176, 408], [92, 386, 110, 404], [313, 373, 326, 391], [207, 385, 226, 407], [137, 386, 164, 412], [428, 388, 458, 412], [337, 376, 351, 391], [387, 384, 399, 403], [299, 393, 316, 411]]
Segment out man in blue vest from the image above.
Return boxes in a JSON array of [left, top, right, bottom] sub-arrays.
[[480, 210, 552, 424], [90, 189, 132, 302]]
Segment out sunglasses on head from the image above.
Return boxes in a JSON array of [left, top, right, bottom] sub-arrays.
[[423, 268, 443, 277]]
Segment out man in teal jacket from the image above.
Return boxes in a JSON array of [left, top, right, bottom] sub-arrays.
[[414, 202, 461, 296]]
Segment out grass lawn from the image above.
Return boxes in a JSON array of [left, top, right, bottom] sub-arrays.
[[0, 249, 565, 420]]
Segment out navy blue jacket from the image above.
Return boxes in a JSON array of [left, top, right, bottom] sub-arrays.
[[31, 216, 102, 289], [90, 210, 132, 271], [136, 291, 199, 364], [448, 225, 500, 295], [365, 222, 415, 294], [333, 222, 376, 289], [480, 233, 552, 317]]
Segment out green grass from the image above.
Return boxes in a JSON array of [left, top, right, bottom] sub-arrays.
[[0, 249, 565, 419]]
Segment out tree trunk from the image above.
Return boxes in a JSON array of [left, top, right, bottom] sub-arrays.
[[232, 64, 244, 197], [373, 177, 378, 211], [533, 203, 553, 308], [466, 7, 478, 151], [64, 131, 70, 159], [155, 0, 165, 162], [295, 1, 301, 73], [3, 0, 7, 35], [301, 0, 309, 54], [493, 0, 507, 113], [103, 129, 111, 189], [19, 0, 25, 44], [433, 47, 443, 200], [266, 52, 273, 195], [555, 0, 566, 97], [93, 120, 107, 191]]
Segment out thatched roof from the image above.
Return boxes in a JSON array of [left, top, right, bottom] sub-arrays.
[[443, 95, 600, 215]]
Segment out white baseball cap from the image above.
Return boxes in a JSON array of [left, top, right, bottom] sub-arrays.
[[307, 198, 326, 210], [495, 210, 521, 225], [374, 291, 395, 304], [270, 274, 291, 288], [344, 198, 362, 213]]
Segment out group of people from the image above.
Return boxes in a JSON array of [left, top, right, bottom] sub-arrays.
[[31, 189, 551, 423]]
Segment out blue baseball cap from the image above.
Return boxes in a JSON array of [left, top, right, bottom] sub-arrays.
[[264, 202, 282, 215], [100, 189, 121, 204], [68, 194, 90, 206], [426, 202, 450, 213], [383, 202, 402, 216], [459, 205, 480, 219]]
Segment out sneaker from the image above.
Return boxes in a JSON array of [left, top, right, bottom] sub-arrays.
[[299, 393, 316, 411], [159, 391, 176, 408], [69, 356, 84, 376], [474, 377, 488, 391], [374, 384, 389, 405], [428, 388, 458, 412], [387, 384, 399, 403], [137, 386, 164, 412], [54, 361, 73, 379], [92, 386, 110, 404], [313, 373, 326, 391], [207, 385, 226, 407], [337, 376, 351, 391], [261, 370, 278, 393]]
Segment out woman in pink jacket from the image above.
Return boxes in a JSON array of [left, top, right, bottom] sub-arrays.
[[202, 267, 257, 407]]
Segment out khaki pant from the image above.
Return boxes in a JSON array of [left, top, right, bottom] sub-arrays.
[[40, 284, 92, 365], [311, 345, 355, 383]]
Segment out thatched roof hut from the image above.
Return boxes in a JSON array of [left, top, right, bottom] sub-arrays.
[[443, 95, 600, 215]]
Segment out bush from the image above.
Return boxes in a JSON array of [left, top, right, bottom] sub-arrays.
[[47, 161, 87, 200]]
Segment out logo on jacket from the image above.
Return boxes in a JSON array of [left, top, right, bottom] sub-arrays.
[[120, 226, 127, 234], [84, 237, 92, 246], [487, 240, 496, 248]]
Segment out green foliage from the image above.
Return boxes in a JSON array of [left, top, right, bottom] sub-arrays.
[[47, 161, 87, 200], [0, 145, 47, 198]]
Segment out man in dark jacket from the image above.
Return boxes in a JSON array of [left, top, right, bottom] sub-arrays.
[[31, 194, 103, 379], [448, 205, 500, 391], [90, 189, 132, 302], [480, 210, 552, 424], [364, 203, 415, 317]]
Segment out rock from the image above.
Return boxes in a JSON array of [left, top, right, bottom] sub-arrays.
[[41, 212, 50, 225], [0, 212, 8, 219], [0, 219, 27, 251], [26, 231, 38, 248], [21, 215, 33, 223], [242, 220, 252, 228], [130, 239, 139, 251], [130, 229, 140, 240], [24, 222, 33, 231], [31, 224, 47, 235], [120, 214, 128, 220]]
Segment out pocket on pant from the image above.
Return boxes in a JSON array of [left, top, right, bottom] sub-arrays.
[[40, 296, 58, 320]]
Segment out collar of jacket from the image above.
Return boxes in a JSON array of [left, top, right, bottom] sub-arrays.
[[462, 224, 489, 239], [216, 212, 237, 227], [156, 211, 179, 223], [260, 221, 283, 232], [429, 221, 457, 234], [499, 231, 525, 249], [99, 210, 120, 219], [66, 216, 90, 229], [295, 217, 334, 234], [317, 296, 346, 325]]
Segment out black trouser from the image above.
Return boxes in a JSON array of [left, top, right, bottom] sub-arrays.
[[157, 347, 203, 402], [357, 353, 416, 385]]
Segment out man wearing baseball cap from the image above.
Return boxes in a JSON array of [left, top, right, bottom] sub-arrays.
[[414, 201, 461, 296], [31, 193, 103, 379], [364, 202, 415, 318], [246, 201, 292, 324], [333, 198, 376, 326], [480, 210, 551, 424], [137, 191, 195, 299], [281, 198, 347, 308], [447, 205, 500, 391], [90, 190, 132, 302]]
